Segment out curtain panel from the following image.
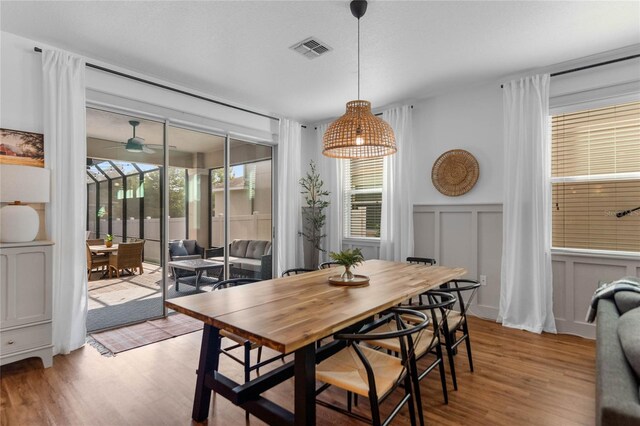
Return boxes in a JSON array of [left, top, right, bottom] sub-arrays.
[[314, 123, 343, 262], [500, 74, 556, 334], [276, 119, 302, 275], [42, 49, 89, 354], [380, 105, 415, 261]]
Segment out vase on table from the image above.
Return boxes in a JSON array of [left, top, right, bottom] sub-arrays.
[[105, 240, 113, 248], [341, 265, 354, 281]]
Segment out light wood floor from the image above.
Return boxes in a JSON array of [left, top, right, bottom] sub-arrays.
[[0, 316, 595, 426]]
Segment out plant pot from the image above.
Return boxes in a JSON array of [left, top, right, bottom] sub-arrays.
[[105, 241, 113, 248], [341, 265, 355, 281]]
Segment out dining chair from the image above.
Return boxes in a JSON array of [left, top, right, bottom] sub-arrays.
[[366, 291, 457, 418], [87, 238, 105, 246], [406, 256, 437, 266], [86, 242, 108, 281], [281, 268, 314, 276], [315, 307, 430, 426], [213, 278, 284, 383], [426, 279, 481, 391], [108, 240, 144, 278], [318, 261, 341, 269]]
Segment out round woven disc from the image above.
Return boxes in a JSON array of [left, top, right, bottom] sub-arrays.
[[431, 149, 479, 196]]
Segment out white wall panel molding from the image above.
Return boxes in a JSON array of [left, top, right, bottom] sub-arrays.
[[413, 204, 503, 320]]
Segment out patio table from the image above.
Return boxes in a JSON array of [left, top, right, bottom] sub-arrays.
[[167, 258, 226, 291]]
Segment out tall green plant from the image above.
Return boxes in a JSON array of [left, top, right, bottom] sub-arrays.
[[299, 160, 330, 252]]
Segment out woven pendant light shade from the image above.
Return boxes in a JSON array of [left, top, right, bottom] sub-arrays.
[[323, 100, 396, 158]]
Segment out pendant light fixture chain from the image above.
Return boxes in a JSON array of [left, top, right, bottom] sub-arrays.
[[357, 17, 360, 100]]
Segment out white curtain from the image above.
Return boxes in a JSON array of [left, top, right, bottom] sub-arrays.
[[276, 119, 302, 275], [42, 49, 88, 354], [315, 123, 343, 262], [380, 105, 414, 261], [499, 74, 556, 334]]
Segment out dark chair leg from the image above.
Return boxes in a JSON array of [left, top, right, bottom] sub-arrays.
[[463, 325, 474, 372], [404, 372, 422, 426], [444, 331, 458, 391], [409, 353, 425, 426], [257, 346, 263, 375], [369, 391, 381, 426], [436, 343, 448, 404]]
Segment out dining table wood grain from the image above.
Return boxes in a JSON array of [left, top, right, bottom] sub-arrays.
[[165, 259, 467, 425]]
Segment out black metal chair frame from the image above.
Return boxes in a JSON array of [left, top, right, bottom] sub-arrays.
[[406, 256, 437, 266], [281, 268, 315, 276], [213, 279, 284, 384], [399, 291, 457, 411], [427, 279, 481, 391], [318, 261, 341, 269], [315, 308, 430, 426]]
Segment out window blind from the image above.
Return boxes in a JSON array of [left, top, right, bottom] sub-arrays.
[[343, 157, 383, 238], [551, 101, 640, 253]]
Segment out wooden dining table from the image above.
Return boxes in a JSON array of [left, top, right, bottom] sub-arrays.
[[165, 259, 466, 425], [88, 244, 119, 254]]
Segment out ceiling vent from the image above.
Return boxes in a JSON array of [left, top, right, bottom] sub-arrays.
[[290, 37, 332, 59]]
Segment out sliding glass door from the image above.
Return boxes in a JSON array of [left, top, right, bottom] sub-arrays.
[[86, 107, 274, 330], [85, 108, 166, 331]]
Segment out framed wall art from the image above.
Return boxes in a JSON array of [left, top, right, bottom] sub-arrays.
[[0, 128, 44, 168]]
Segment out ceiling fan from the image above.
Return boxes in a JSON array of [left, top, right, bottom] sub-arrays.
[[106, 120, 171, 154]]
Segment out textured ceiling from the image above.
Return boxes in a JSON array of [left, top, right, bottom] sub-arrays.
[[2, 1, 639, 123]]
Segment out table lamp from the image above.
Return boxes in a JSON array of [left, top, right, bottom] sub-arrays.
[[0, 165, 50, 242]]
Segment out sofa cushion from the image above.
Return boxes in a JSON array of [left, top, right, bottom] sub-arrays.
[[182, 239, 197, 255], [246, 240, 269, 260], [266, 242, 272, 256], [618, 307, 640, 379], [169, 241, 189, 257], [229, 240, 249, 258], [615, 291, 640, 315]]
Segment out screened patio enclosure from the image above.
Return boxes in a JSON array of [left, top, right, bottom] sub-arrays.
[[85, 107, 274, 332]]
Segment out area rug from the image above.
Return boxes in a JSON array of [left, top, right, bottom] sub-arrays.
[[89, 313, 203, 355]]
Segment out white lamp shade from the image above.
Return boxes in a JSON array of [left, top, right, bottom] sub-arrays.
[[0, 165, 50, 203]]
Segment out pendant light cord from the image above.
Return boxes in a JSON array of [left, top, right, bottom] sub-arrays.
[[357, 17, 360, 100]]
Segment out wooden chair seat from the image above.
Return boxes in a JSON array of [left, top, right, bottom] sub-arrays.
[[219, 329, 261, 349], [316, 344, 404, 398], [366, 322, 437, 358], [404, 309, 464, 333]]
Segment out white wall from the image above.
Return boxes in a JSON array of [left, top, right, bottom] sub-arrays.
[[413, 83, 504, 205]]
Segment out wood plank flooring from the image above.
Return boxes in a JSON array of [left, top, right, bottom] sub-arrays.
[[0, 316, 595, 426]]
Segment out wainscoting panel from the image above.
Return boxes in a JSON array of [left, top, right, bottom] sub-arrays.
[[413, 204, 502, 319], [552, 254, 639, 338]]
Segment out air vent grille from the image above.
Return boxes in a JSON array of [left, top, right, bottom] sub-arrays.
[[290, 37, 332, 60]]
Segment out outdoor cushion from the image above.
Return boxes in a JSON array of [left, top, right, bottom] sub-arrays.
[[266, 243, 272, 255], [618, 307, 640, 378], [246, 240, 268, 259], [229, 240, 249, 258], [182, 239, 198, 255], [615, 291, 640, 315], [169, 241, 189, 257]]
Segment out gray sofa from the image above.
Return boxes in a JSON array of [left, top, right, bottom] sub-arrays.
[[209, 239, 272, 280], [596, 292, 640, 426]]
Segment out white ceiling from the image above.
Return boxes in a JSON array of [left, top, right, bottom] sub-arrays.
[[2, 1, 639, 123]]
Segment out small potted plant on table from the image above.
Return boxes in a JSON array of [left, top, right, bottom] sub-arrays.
[[329, 248, 365, 282], [105, 234, 113, 248]]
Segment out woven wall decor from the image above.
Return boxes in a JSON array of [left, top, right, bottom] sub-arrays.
[[431, 149, 479, 196]]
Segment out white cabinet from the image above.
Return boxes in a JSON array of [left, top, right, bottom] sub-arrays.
[[0, 241, 53, 368]]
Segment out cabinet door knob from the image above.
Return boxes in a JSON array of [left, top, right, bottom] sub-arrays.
[[7, 340, 14, 345]]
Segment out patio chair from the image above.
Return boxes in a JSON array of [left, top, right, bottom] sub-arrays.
[[86, 242, 108, 281], [87, 238, 105, 246], [108, 240, 145, 278]]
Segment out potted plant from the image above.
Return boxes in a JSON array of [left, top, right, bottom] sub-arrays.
[[299, 160, 330, 270], [105, 234, 113, 248], [329, 248, 364, 281]]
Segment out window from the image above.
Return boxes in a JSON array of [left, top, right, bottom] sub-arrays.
[[551, 100, 640, 253], [343, 157, 383, 238]]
